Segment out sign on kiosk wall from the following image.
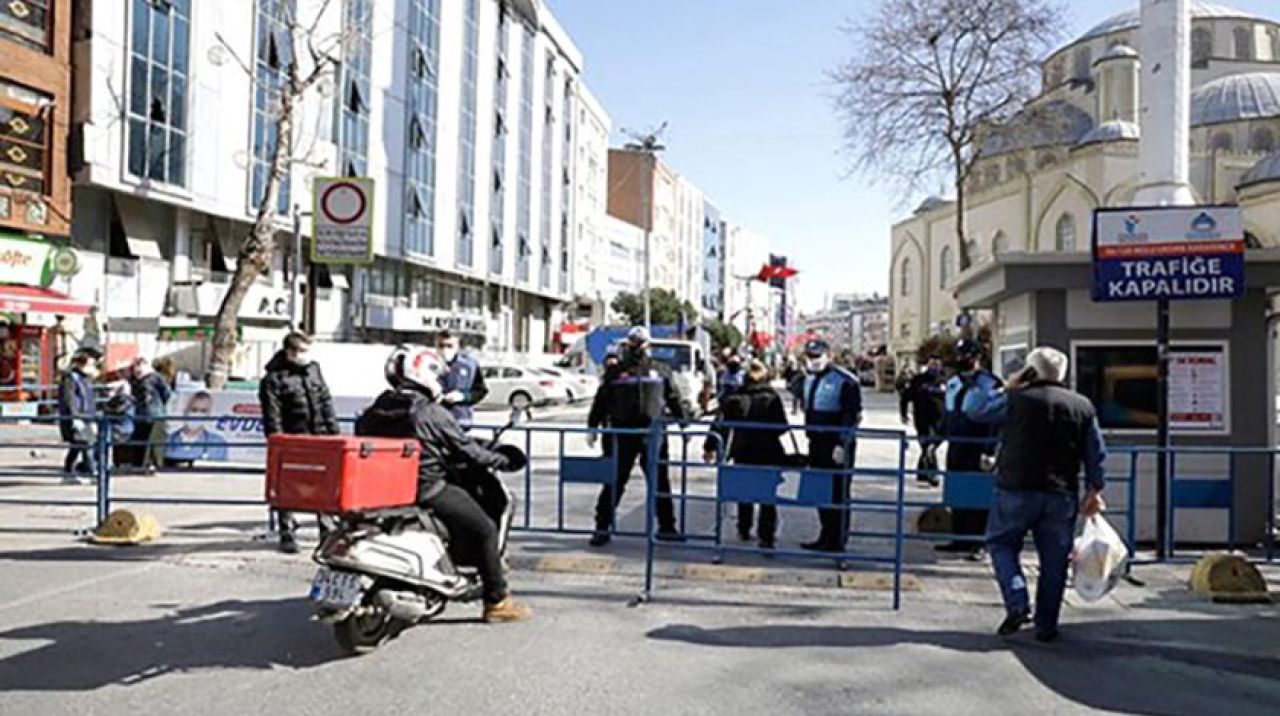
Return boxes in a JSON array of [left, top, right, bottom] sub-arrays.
[[1092, 206, 1245, 302], [312, 177, 374, 265]]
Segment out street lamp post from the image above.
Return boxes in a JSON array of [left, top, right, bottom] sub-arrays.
[[623, 125, 666, 330]]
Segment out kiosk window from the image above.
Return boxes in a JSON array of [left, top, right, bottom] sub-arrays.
[[1075, 344, 1226, 432]]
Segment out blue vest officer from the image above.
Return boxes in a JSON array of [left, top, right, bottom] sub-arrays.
[[800, 338, 863, 552], [437, 330, 489, 430]]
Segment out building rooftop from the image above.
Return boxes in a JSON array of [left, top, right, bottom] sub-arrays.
[[1076, 119, 1141, 147], [1190, 72, 1280, 127], [1239, 151, 1280, 188], [1078, 2, 1271, 44]]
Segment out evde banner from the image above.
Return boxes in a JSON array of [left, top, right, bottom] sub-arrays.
[[1092, 206, 1244, 302], [164, 389, 371, 465]]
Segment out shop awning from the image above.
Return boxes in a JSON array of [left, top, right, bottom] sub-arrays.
[[0, 285, 92, 316]]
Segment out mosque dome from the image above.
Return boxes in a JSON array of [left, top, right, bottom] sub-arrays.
[[1239, 152, 1280, 189], [1095, 43, 1139, 64], [1190, 72, 1280, 126], [979, 101, 1095, 157], [914, 196, 952, 215], [1078, 3, 1269, 43], [1076, 120, 1141, 147]]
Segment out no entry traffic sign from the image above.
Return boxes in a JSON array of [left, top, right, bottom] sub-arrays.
[[312, 177, 375, 264], [1092, 206, 1244, 302]]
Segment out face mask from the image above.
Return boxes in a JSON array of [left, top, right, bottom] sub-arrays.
[[806, 357, 829, 373], [727, 362, 741, 373], [441, 347, 459, 363], [80, 364, 99, 379], [289, 349, 311, 366]]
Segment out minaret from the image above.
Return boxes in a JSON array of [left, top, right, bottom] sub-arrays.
[[1134, 0, 1196, 206]]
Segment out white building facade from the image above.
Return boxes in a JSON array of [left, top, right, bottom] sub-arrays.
[[568, 83, 611, 319], [69, 0, 594, 377]]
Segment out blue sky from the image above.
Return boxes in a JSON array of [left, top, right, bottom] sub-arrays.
[[547, 0, 1278, 311]]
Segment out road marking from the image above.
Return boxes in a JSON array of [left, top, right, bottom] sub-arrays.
[[679, 564, 766, 583], [838, 572, 922, 592], [534, 555, 616, 574], [0, 561, 160, 613]]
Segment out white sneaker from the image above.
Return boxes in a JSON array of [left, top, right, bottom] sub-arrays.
[[61, 473, 86, 485]]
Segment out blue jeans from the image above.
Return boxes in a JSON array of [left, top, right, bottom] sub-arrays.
[[985, 488, 1078, 636]]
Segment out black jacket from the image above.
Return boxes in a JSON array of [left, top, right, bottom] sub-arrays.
[[589, 357, 690, 429], [706, 382, 789, 466], [258, 351, 339, 437], [996, 382, 1100, 494], [900, 370, 944, 427], [355, 388, 510, 501]]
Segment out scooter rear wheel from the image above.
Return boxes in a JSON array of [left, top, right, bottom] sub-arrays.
[[333, 607, 406, 656]]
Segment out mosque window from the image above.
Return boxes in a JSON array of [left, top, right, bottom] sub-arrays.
[[1234, 26, 1254, 61], [1055, 214, 1076, 252], [1211, 131, 1234, 152], [992, 231, 1009, 255], [1251, 127, 1275, 154], [1192, 27, 1213, 68], [1073, 47, 1092, 81], [899, 256, 913, 295], [939, 245, 954, 288]]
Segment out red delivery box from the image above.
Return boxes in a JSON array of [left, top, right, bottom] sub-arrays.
[[266, 434, 420, 513]]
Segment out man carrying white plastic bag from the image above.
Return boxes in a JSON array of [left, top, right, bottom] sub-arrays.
[[965, 346, 1107, 643], [1073, 514, 1128, 602]]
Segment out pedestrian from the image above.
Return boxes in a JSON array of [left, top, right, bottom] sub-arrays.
[[901, 356, 945, 487], [436, 331, 489, 430], [939, 339, 1002, 559], [799, 338, 862, 553], [259, 332, 340, 554], [704, 359, 788, 549], [103, 382, 136, 470], [57, 350, 100, 485], [963, 346, 1107, 642], [129, 357, 172, 474], [715, 352, 745, 406], [586, 345, 622, 457], [585, 326, 692, 547]]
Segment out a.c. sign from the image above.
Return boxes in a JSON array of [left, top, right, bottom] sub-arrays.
[[1092, 206, 1244, 302]]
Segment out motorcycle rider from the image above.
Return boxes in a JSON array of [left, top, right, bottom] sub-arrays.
[[355, 346, 531, 624], [586, 326, 692, 547]]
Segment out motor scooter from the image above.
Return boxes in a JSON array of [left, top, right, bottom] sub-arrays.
[[309, 396, 531, 655]]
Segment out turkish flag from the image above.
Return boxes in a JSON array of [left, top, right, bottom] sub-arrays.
[[755, 264, 798, 282]]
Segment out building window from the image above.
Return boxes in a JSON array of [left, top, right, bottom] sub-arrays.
[[403, 0, 440, 257], [939, 246, 953, 288], [338, 0, 373, 179], [1073, 46, 1092, 80], [1273, 29, 1280, 62], [1055, 213, 1076, 252], [1192, 27, 1213, 68], [560, 76, 573, 294], [966, 239, 980, 264], [455, 0, 479, 268], [992, 231, 1009, 256], [489, 3, 509, 276], [250, 0, 294, 216], [515, 24, 534, 283], [1234, 26, 1254, 61], [0, 0, 52, 52], [539, 52, 556, 289], [127, 0, 190, 186], [0, 84, 51, 198], [1211, 131, 1234, 152], [1250, 127, 1274, 153]]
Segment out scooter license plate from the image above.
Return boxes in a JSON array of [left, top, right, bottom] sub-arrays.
[[309, 568, 363, 608]]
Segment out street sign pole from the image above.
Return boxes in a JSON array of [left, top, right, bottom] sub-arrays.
[[1156, 298, 1170, 559]]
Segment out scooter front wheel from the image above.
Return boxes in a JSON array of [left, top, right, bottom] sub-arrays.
[[333, 607, 407, 656]]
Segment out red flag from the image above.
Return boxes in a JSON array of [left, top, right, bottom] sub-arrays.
[[755, 263, 797, 282]]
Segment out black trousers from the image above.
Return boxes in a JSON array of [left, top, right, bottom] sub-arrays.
[[594, 434, 676, 532], [809, 435, 852, 549], [947, 448, 989, 545], [426, 483, 508, 604], [737, 502, 777, 541]]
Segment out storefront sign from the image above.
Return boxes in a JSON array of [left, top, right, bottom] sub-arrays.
[[1092, 206, 1244, 302], [1169, 350, 1226, 431], [0, 234, 53, 287], [377, 307, 487, 335], [195, 283, 291, 322]]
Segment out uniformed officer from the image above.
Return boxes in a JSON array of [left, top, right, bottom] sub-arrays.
[[800, 339, 863, 552], [939, 338, 1002, 559], [437, 330, 489, 430]]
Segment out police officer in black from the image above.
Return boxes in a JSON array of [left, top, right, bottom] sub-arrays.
[[587, 327, 691, 547], [901, 356, 945, 486]]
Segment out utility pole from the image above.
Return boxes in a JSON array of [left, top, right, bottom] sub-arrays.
[[623, 122, 667, 330]]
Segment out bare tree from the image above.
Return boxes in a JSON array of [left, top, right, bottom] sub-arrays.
[[205, 0, 348, 388], [832, 0, 1062, 270]]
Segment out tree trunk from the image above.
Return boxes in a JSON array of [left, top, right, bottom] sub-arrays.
[[206, 96, 294, 388], [953, 162, 971, 272]]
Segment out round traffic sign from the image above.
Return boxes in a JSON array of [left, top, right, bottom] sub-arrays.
[[320, 181, 367, 225]]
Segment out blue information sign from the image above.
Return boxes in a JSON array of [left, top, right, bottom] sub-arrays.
[[1092, 206, 1245, 302]]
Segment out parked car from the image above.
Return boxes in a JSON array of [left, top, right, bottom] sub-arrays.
[[479, 366, 562, 409], [533, 367, 599, 404]]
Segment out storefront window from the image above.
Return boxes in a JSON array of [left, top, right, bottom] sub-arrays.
[[0, 0, 51, 52], [0, 85, 51, 197], [1074, 344, 1227, 432]]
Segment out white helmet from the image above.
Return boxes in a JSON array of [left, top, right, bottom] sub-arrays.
[[384, 345, 446, 398]]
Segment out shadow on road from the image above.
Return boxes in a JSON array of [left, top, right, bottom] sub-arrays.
[[646, 618, 1280, 715], [0, 598, 342, 690]]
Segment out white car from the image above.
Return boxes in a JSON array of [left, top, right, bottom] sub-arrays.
[[479, 366, 562, 409], [533, 366, 599, 404]]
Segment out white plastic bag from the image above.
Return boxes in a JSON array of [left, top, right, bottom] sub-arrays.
[[1072, 515, 1128, 602]]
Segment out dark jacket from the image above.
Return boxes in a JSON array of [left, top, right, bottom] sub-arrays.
[[992, 382, 1105, 494], [802, 365, 862, 429], [944, 369, 1002, 466], [258, 351, 339, 437], [104, 393, 136, 443], [57, 369, 96, 442], [355, 388, 510, 501], [900, 370, 944, 428], [591, 356, 690, 429], [706, 381, 788, 466], [131, 372, 172, 420]]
